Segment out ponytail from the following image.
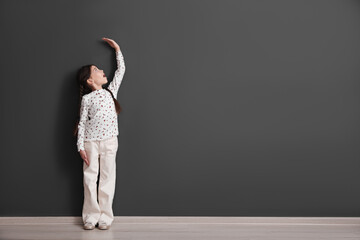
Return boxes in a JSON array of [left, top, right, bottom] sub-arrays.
[[104, 88, 122, 115]]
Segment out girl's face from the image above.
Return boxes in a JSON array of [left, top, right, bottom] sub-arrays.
[[87, 65, 107, 89]]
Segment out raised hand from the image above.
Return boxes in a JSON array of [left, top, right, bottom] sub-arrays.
[[102, 37, 120, 51]]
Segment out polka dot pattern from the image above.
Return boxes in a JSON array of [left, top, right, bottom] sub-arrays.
[[77, 49, 126, 152]]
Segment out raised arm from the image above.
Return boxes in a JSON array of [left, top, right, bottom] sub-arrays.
[[77, 96, 89, 152], [108, 48, 126, 99]]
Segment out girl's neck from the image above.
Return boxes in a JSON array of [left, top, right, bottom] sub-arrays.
[[92, 86, 103, 91]]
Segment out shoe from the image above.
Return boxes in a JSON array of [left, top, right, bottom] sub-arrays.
[[83, 222, 95, 230], [98, 221, 111, 230]]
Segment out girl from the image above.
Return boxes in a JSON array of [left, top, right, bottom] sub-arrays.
[[73, 37, 126, 230]]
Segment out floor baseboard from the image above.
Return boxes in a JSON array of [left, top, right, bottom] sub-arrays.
[[0, 216, 359, 225]]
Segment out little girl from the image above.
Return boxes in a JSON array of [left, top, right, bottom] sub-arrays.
[[73, 37, 126, 230]]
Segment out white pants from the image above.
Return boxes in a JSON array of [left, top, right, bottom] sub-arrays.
[[82, 136, 118, 225]]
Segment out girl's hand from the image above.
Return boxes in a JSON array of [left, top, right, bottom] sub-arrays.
[[79, 150, 89, 166], [102, 37, 120, 51]]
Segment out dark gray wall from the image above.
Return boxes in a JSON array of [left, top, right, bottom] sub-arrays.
[[1, 0, 360, 217]]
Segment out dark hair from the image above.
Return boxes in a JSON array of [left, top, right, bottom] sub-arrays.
[[73, 64, 122, 137]]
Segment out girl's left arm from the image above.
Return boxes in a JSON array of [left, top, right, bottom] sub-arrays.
[[108, 48, 126, 99]]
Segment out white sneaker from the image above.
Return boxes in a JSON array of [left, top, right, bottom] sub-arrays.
[[83, 222, 95, 230], [98, 221, 110, 230]]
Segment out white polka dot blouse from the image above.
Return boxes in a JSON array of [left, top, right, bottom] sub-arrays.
[[77, 49, 126, 152]]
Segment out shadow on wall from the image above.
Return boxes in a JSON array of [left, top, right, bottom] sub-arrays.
[[54, 70, 84, 216]]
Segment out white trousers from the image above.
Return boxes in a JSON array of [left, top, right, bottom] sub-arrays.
[[82, 136, 118, 225]]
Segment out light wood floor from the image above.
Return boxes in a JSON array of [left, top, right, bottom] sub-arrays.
[[0, 217, 359, 239]]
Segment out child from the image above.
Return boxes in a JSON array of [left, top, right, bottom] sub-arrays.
[[73, 37, 126, 230]]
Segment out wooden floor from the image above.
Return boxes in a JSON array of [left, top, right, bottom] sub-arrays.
[[0, 217, 359, 240]]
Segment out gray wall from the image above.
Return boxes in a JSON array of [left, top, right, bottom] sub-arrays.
[[1, 0, 360, 217]]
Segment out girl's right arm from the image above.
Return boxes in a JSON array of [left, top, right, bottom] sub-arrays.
[[77, 96, 89, 152], [108, 48, 126, 99]]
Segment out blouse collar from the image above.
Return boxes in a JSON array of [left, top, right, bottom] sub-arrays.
[[92, 88, 104, 93]]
